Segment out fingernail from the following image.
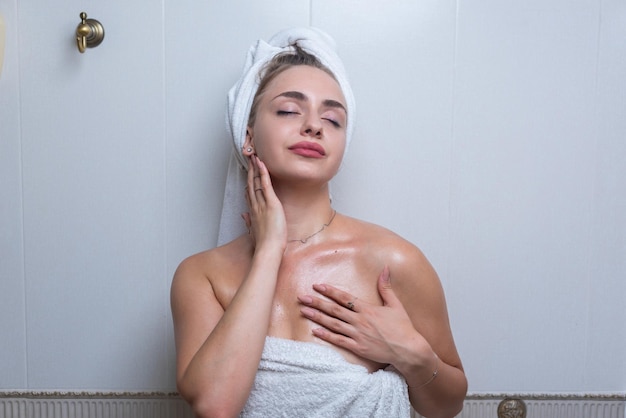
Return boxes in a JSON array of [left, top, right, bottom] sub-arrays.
[[313, 284, 326, 292], [298, 295, 313, 304], [301, 307, 315, 318], [312, 328, 325, 337]]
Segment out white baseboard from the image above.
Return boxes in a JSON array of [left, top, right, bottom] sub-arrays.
[[1, 392, 624, 418]]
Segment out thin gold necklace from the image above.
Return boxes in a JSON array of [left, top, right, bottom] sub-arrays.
[[287, 209, 337, 244]]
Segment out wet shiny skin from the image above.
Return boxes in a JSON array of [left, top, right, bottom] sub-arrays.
[[209, 219, 394, 373]]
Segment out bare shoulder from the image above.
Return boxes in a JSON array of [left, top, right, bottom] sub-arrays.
[[339, 214, 448, 321], [171, 248, 217, 312], [171, 236, 252, 307], [339, 214, 435, 281], [174, 237, 250, 280]]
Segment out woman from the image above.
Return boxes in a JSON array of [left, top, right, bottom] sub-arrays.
[[171, 27, 467, 418]]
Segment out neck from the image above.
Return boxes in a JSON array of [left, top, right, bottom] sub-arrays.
[[272, 182, 335, 243]]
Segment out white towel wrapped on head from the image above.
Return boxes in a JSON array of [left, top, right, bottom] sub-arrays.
[[240, 337, 411, 418]]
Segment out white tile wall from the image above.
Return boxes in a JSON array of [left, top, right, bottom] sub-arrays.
[[0, 0, 624, 401], [451, 0, 602, 392], [16, 0, 168, 389]]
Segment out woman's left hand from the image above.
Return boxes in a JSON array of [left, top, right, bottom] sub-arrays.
[[297, 266, 433, 366]]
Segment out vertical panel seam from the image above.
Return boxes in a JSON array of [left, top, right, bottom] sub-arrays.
[[583, 0, 604, 389], [14, 0, 29, 390], [446, 0, 460, 283], [161, 0, 171, 386]]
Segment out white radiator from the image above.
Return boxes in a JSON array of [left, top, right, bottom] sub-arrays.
[[0, 393, 193, 418], [1, 392, 624, 418], [414, 394, 626, 418]]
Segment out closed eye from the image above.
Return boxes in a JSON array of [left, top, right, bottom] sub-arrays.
[[323, 118, 341, 128], [277, 110, 299, 116]]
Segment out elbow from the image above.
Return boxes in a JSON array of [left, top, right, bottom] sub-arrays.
[[191, 401, 240, 418], [443, 378, 468, 418], [423, 403, 465, 418], [412, 375, 467, 418], [443, 380, 468, 418], [447, 402, 465, 418], [178, 381, 242, 418]]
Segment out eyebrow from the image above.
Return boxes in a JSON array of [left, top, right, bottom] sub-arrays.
[[272, 91, 347, 114]]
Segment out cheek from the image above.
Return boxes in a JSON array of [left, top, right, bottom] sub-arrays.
[[326, 143, 346, 176], [252, 123, 291, 154], [250, 133, 279, 165], [332, 136, 347, 161]]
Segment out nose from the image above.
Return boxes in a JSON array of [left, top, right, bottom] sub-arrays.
[[301, 116, 323, 138]]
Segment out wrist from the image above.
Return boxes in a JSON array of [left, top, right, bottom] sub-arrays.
[[394, 341, 439, 389], [409, 352, 439, 389], [252, 242, 285, 263]]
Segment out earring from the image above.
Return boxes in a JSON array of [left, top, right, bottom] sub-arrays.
[[246, 147, 253, 153]]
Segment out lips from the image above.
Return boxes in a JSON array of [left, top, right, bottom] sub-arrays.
[[288, 141, 326, 158]]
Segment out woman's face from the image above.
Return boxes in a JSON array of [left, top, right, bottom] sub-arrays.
[[245, 65, 348, 185]]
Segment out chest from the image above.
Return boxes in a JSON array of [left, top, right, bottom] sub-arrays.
[[215, 245, 384, 336]]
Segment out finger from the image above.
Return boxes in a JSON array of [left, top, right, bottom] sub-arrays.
[[246, 157, 264, 207], [377, 266, 401, 308], [300, 293, 360, 322], [311, 284, 362, 313], [252, 156, 262, 189], [249, 157, 263, 189], [244, 168, 253, 209], [241, 212, 251, 231], [246, 157, 255, 194], [254, 156, 278, 202], [300, 306, 356, 338], [255, 156, 268, 186], [311, 325, 359, 351]]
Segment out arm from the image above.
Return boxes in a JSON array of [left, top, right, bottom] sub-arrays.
[[387, 251, 467, 418], [171, 156, 286, 418], [298, 244, 467, 418]]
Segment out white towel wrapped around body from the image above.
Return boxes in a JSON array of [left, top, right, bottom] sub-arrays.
[[240, 337, 411, 418]]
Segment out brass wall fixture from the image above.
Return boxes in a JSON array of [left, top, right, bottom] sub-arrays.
[[76, 12, 105, 53], [497, 398, 527, 418]]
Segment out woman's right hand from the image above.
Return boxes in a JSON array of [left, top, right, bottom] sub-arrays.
[[243, 155, 287, 251]]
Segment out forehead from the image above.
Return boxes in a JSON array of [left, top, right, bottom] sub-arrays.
[[263, 65, 346, 105]]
